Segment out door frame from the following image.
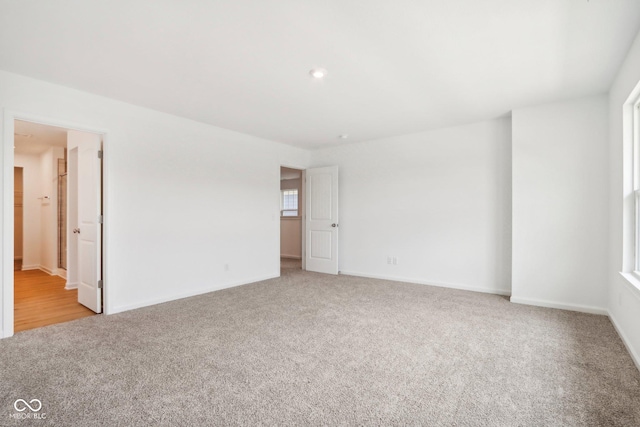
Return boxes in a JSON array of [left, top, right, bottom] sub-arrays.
[[2, 109, 109, 338], [279, 164, 306, 272]]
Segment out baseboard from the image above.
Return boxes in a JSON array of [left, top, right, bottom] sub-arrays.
[[281, 255, 302, 260], [38, 265, 56, 276], [339, 271, 511, 296], [65, 282, 78, 290], [608, 311, 640, 373], [110, 273, 279, 314], [57, 269, 67, 280], [21, 264, 39, 271], [510, 296, 607, 315]]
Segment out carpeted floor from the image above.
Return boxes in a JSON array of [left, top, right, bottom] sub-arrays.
[[281, 257, 302, 270], [1, 269, 639, 426]]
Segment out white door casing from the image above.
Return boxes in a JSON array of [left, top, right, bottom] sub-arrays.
[[305, 166, 338, 274], [68, 130, 102, 313]]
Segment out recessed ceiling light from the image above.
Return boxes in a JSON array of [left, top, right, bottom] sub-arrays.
[[309, 68, 327, 79], [339, 134, 349, 139]]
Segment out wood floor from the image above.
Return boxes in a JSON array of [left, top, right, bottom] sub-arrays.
[[14, 269, 96, 333]]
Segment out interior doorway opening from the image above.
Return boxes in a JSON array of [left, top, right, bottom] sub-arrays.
[[280, 166, 304, 271], [12, 119, 102, 333]]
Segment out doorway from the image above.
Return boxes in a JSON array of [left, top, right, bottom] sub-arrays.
[[11, 119, 102, 333], [280, 167, 303, 271]]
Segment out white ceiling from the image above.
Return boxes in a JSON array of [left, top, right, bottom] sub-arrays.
[[14, 120, 67, 155], [1, 1, 639, 149]]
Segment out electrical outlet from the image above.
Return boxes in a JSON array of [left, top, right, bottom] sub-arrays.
[[224, 263, 230, 272], [387, 257, 392, 265]]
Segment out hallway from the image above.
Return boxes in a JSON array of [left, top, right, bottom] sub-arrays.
[[14, 270, 95, 333]]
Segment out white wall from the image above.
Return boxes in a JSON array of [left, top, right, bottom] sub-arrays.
[[609, 28, 640, 368], [511, 95, 609, 314], [280, 219, 301, 258], [311, 118, 512, 295], [13, 152, 42, 270], [39, 146, 64, 274], [0, 70, 310, 336]]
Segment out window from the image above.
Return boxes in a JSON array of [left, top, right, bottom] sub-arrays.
[[281, 189, 299, 217], [625, 83, 640, 283], [621, 80, 640, 290]]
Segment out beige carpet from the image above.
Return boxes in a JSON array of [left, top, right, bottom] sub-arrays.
[[1, 269, 639, 426]]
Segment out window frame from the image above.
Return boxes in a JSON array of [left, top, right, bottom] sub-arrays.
[[634, 97, 640, 279]]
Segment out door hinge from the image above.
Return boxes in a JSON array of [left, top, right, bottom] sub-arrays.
[[99, 214, 104, 224], [98, 280, 103, 289], [98, 150, 103, 159]]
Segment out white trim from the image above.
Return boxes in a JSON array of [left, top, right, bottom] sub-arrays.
[[622, 81, 640, 275], [38, 265, 56, 276], [510, 296, 607, 315], [57, 269, 67, 280], [2, 110, 15, 338], [65, 282, 78, 290], [339, 271, 512, 296], [608, 311, 640, 373], [110, 274, 278, 314], [2, 109, 109, 338], [20, 264, 40, 271], [619, 272, 640, 301]]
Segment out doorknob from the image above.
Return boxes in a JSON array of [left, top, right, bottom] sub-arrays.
[[73, 228, 80, 234], [331, 223, 338, 228]]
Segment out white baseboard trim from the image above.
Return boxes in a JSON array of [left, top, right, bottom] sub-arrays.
[[110, 273, 279, 314], [510, 296, 607, 315], [38, 265, 56, 276], [281, 255, 301, 260], [65, 282, 78, 290], [339, 271, 511, 296], [57, 269, 67, 280], [21, 264, 39, 271], [608, 311, 640, 373]]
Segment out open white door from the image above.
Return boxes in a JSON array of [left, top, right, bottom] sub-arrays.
[[305, 166, 338, 274], [68, 130, 102, 313]]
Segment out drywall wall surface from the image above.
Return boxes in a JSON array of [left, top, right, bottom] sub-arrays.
[[511, 95, 609, 313], [280, 218, 301, 258], [311, 118, 512, 295], [609, 28, 640, 369], [0, 70, 310, 329], [13, 152, 42, 270], [39, 146, 64, 274]]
